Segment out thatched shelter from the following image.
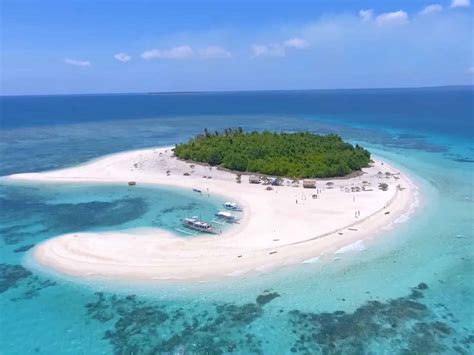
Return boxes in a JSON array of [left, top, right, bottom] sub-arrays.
[[249, 175, 261, 184]]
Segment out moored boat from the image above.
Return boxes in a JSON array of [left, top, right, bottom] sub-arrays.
[[215, 211, 238, 223], [181, 216, 214, 233], [223, 201, 241, 211]]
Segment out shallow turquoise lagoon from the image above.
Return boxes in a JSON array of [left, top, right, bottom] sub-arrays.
[[0, 88, 472, 354]]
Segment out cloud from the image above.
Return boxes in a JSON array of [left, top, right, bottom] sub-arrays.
[[419, 4, 443, 15], [284, 37, 309, 48], [468, 66, 474, 73], [375, 10, 409, 26], [252, 37, 309, 57], [114, 52, 131, 62], [63, 58, 91, 67], [199, 46, 232, 59], [251, 44, 286, 57], [141, 45, 194, 60], [450, 0, 470, 8], [359, 9, 374, 22]]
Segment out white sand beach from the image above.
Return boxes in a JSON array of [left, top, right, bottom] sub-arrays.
[[8, 147, 418, 281]]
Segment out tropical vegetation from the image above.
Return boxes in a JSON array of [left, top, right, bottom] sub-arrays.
[[174, 128, 371, 178]]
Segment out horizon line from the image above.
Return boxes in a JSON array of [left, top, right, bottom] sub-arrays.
[[1, 84, 473, 98]]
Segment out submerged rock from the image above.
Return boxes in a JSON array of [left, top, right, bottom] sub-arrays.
[[13, 244, 36, 253], [256, 292, 280, 306], [0, 263, 32, 293]]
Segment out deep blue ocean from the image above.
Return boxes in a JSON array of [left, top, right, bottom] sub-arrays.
[[0, 87, 473, 354]]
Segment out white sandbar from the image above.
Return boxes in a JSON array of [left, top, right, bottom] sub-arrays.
[[8, 147, 418, 281]]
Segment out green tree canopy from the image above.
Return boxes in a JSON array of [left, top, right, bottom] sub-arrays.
[[174, 129, 371, 178]]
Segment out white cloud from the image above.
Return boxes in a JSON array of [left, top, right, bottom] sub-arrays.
[[450, 0, 470, 8], [420, 4, 443, 15], [375, 10, 409, 26], [468, 66, 474, 73], [359, 9, 374, 22], [63, 58, 91, 67], [252, 37, 309, 57], [284, 37, 309, 48], [141, 45, 194, 60], [251, 44, 286, 57], [114, 52, 131, 62], [199, 46, 232, 59]]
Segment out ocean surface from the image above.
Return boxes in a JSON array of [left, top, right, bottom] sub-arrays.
[[0, 87, 473, 354]]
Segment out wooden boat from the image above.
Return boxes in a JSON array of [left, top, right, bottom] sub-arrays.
[[181, 217, 214, 233], [223, 201, 241, 211], [215, 211, 238, 223]]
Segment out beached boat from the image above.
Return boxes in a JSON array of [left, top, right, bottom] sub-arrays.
[[223, 201, 241, 211], [215, 211, 238, 223], [181, 216, 214, 233]]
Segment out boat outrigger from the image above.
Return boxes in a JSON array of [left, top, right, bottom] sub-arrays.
[[215, 211, 238, 223], [223, 201, 241, 211], [181, 216, 215, 233]]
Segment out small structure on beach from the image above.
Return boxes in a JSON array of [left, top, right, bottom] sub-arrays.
[[326, 181, 334, 189], [303, 179, 316, 189], [272, 177, 284, 186], [249, 175, 261, 184]]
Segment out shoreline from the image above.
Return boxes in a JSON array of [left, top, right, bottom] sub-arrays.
[[7, 146, 418, 282]]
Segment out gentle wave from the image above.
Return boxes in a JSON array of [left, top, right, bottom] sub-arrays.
[[334, 240, 366, 254]]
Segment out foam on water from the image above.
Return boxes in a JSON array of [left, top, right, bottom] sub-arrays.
[[301, 256, 320, 264], [334, 240, 366, 254]]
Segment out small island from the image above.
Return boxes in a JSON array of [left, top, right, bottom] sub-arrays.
[[175, 129, 371, 178], [9, 133, 417, 282]]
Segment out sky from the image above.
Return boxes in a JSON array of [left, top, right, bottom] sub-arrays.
[[1, 0, 473, 95]]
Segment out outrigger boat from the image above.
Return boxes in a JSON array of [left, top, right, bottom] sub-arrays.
[[223, 201, 241, 211], [215, 211, 238, 223], [181, 216, 215, 233]]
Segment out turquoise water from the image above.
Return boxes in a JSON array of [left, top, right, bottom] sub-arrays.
[[0, 88, 473, 354]]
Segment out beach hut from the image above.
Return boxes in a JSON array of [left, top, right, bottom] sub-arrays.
[[249, 175, 261, 184], [326, 181, 334, 189], [303, 179, 316, 189]]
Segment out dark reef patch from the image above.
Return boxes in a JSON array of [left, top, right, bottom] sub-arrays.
[[86, 292, 268, 354], [444, 153, 474, 163], [0, 263, 32, 293], [256, 292, 280, 306], [13, 244, 36, 253], [0, 185, 149, 248], [84, 284, 473, 354], [287, 283, 472, 354], [0, 263, 56, 300], [160, 202, 201, 214], [51, 198, 148, 231], [1, 231, 33, 245], [10, 277, 57, 301], [451, 158, 474, 163]]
